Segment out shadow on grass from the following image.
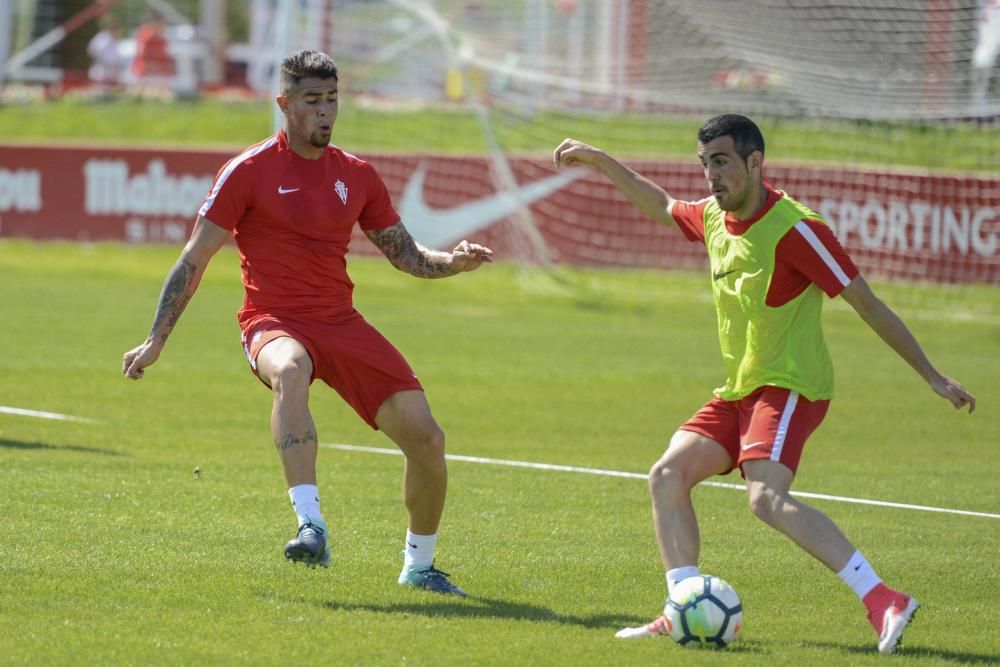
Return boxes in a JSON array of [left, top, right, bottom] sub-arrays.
[[800, 641, 997, 663], [322, 595, 644, 630], [325, 596, 769, 653], [0, 436, 124, 457]]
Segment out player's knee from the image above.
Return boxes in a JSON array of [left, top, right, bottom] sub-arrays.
[[426, 426, 446, 458], [648, 459, 688, 499], [404, 425, 446, 467], [268, 359, 310, 399], [747, 483, 784, 525]]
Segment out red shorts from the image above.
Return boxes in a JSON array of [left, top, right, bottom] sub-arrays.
[[679, 386, 830, 476], [241, 311, 423, 429]]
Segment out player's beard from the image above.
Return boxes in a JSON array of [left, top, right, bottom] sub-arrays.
[[309, 129, 331, 148], [714, 177, 750, 212], [720, 194, 744, 212], [712, 187, 737, 211]]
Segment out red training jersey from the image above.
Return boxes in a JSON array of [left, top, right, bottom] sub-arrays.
[[131, 24, 174, 77], [198, 130, 401, 326], [671, 184, 859, 305]]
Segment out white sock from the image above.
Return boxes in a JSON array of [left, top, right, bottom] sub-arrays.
[[403, 530, 437, 569], [288, 484, 323, 528], [836, 550, 882, 600], [666, 566, 700, 595]]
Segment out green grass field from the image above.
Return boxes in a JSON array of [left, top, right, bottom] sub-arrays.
[[1, 240, 997, 665], [2, 98, 999, 172]]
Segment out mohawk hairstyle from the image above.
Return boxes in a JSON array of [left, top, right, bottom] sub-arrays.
[[280, 49, 339, 93], [698, 114, 765, 160]]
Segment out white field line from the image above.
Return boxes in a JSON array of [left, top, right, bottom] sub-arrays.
[[0, 405, 99, 424], [324, 443, 1000, 520]]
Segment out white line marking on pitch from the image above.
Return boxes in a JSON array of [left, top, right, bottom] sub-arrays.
[[324, 443, 1000, 520], [0, 405, 98, 424]]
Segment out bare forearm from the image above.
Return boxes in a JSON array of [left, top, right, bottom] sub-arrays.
[[553, 139, 674, 226], [122, 217, 227, 380], [858, 299, 975, 411], [148, 258, 204, 344], [366, 224, 460, 278], [840, 275, 974, 412], [593, 154, 674, 226], [857, 298, 935, 381], [395, 241, 460, 278]]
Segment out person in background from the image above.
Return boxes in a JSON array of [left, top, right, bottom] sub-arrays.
[[131, 11, 175, 90], [972, 0, 1000, 112], [87, 15, 124, 94]]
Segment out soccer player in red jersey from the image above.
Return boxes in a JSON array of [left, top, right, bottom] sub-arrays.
[[131, 12, 174, 82], [123, 50, 492, 596], [554, 115, 976, 653]]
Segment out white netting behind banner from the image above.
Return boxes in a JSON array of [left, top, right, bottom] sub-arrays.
[[305, 0, 998, 283]]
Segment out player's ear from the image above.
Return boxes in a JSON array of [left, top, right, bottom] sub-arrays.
[[748, 150, 763, 172], [276, 94, 289, 113]]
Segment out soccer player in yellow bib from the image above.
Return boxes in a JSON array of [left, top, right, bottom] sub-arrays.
[[554, 115, 975, 655]]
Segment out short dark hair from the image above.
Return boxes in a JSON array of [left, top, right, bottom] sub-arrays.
[[281, 49, 338, 92], [698, 114, 765, 160]]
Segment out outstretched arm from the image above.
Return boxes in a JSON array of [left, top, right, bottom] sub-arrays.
[[839, 275, 976, 413], [365, 222, 492, 278], [553, 137, 678, 227], [122, 216, 231, 379]]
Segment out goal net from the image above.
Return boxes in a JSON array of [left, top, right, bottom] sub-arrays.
[[289, 0, 997, 285]]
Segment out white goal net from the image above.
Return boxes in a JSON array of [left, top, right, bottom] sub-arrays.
[[286, 0, 998, 284]]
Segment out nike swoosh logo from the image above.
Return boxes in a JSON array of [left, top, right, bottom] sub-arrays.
[[278, 186, 300, 194], [400, 163, 586, 247], [713, 268, 739, 281], [740, 441, 768, 452]]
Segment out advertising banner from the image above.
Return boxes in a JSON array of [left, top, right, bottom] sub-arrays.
[[1, 143, 996, 283]]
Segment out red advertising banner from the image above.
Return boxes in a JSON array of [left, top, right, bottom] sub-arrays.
[[1, 143, 996, 283]]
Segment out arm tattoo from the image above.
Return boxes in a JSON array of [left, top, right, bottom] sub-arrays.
[[276, 429, 317, 451], [365, 223, 459, 278], [149, 259, 200, 344]]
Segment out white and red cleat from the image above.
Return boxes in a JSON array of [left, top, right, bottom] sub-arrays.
[[615, 614, 672, 639], [864, 584, 919, 654]]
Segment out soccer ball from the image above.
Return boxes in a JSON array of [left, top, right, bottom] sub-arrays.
[[662, 575, 743, 648]]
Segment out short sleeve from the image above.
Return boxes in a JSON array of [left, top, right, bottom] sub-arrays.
[[198, 158, 254, 231], [670, 199, 709, 242], [783, 219, 860, 298], [358, 164, 401, 231]]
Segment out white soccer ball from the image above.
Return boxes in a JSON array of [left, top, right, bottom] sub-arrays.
[[662, 575, 743, 648]]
